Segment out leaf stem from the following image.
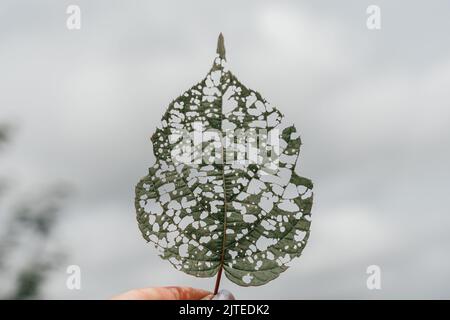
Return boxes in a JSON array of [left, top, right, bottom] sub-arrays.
[[214, 156, 228, 295], [214, 74, 228, 295], [213, 261, 224, 295]]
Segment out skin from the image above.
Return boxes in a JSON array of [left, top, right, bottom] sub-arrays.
[[111, 286, 213, 300]]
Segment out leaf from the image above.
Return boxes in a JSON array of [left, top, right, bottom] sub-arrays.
[[135, 34, 313, 289]]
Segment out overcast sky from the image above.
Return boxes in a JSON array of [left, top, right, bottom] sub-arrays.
[[1, 0, 450, 299]]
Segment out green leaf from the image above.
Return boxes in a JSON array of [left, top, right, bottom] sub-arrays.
[[135, 34, 313, 288]]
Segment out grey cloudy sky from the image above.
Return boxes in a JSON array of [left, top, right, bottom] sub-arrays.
[[1, 0, 450, 299]]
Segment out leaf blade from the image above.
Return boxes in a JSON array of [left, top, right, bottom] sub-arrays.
[[135, 35, 313, 287]]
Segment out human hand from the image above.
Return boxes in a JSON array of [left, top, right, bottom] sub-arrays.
[[111, 286, 235, 300]]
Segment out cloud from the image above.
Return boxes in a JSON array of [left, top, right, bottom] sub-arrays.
[[1, 0, 449, 299]]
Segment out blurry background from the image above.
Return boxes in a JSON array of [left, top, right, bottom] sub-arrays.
[[1, 0, 450, 299]]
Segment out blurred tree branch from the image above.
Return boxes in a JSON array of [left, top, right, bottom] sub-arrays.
[[0, 123, 71, 299], [0, 124, 9, 146]]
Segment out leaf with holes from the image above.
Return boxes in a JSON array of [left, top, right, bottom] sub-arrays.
[[135, 34, 313, 294]]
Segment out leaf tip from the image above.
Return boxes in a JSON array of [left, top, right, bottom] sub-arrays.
[[216, 33, 226, 59]]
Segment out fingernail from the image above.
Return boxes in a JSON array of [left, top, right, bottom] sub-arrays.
[[212, 289, 235, 300]]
